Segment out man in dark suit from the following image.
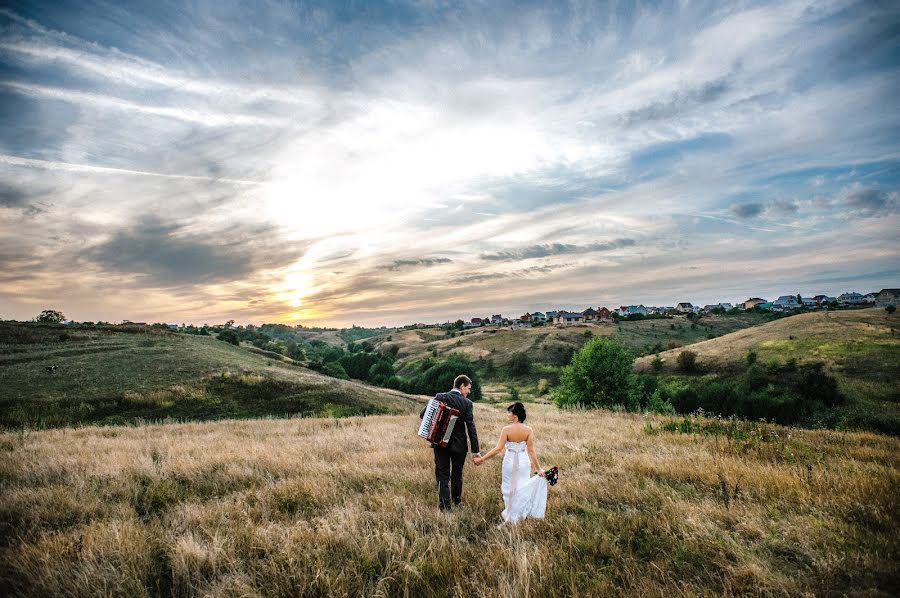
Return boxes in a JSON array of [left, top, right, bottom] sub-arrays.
[[420, 374, 480, 512]]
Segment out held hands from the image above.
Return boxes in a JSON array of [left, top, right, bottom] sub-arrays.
[[472, 454, 483, 466]]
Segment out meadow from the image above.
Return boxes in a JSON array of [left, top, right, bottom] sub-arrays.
[[1, 403, 897, 597], [0, 322, 420, 429]]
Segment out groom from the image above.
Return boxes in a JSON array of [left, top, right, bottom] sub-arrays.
[[421, 374, 480, 512]]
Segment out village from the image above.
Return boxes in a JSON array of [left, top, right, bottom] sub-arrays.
[[454, 288, 900, 328]]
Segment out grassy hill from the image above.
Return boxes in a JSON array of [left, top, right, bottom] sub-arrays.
[[0, 322, 422, 429], [1, 403, 896, 596], [633, 309, 900, 432], [373, 313, 770, 400]]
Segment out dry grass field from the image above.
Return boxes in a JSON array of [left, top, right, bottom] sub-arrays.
[[2, 402, 897, 597]]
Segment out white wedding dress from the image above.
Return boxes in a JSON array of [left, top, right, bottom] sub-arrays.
[[501, 441, 547, 523]]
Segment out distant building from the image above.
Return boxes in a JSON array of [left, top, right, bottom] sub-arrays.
[[863, 293, 877, 304], [801, 297, 817, 309], [554, 311, 584, 325], [470, 317, 482, 325], [675, 302, 694, 313], [597, 307, 611, 320], [875, 289, 900, 307], [743, 298, 767, 310], [582, 307, 599, 322], [772, 295, 801, 311], [491, 314, 503, 324], [838, 292, 864, 305], [813, 295, 837, 306], [531, 312, 547, 323]]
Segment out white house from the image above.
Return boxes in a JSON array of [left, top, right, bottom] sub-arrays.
[[863, 293, 877, 304], [772, 295, 801, 311], [801, 297, 817, 309], [838, 292, 864, 305], [675, 302, 694, 313]]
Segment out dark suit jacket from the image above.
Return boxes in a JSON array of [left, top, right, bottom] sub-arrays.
[[420, 389, 479, 455]]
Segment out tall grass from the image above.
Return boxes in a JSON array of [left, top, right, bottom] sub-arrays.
[[1, 404, 897, 596]]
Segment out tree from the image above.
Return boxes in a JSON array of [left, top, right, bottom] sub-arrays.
[[37, 309, 66, 323], [677, 350, 698, 373], [553, 337, 634, 408], [507, 352, 532, 377], [217, 330, 240, 346], [887, 305, 896, 315]]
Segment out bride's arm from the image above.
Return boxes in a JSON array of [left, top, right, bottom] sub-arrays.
[[477, 427, 508, 463], [526, 429, 543, 475]]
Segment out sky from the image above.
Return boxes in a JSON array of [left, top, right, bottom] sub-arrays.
[[0, 0, 898, 327]]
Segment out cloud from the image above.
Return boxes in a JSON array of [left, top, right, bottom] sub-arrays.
[[837, 185, 897, 217], [729, 203, 764, 218], [621, 78, 731, 126], [766, 198, 798, 216], [453, 265, 555, 284], [480, 239, 636, 262], [378, 257, 452, 271], [0, 182, 28, 207], [83, 216, 304, 286]]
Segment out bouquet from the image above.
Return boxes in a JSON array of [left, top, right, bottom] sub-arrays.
[[544, 466, 559, 486]]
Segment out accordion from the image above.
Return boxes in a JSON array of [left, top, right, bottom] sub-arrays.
[[417, 397, 460, 448]]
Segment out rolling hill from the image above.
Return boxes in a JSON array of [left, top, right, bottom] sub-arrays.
[[0, 322, 422, 429]]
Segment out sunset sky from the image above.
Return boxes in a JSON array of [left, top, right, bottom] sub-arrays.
[[1, 0, 898, 327]]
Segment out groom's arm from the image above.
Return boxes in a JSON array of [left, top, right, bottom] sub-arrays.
[[465, 402, 480, 454]]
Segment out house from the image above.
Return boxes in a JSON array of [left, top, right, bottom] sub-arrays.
[[875, 289, 900, 307], [801, 297, 817, 309], [814, 295, 837, 306], [531, 312, 547, 323], [597, 307, 611, 320], [757, 302, 773, 310], [863, 293, 877, 304], [545, 310, 558, 321], [582, 307, 598, 322], [463, 321, 480, 328], [772, 295, 801, 311], [838, 292, 864, 305], [623, 305, 648, 317], [166, 323, 179, 330], [491, 314, 503, 324], [743, 298, 767, 310], [702, 304, 718, 313], [675, 302, 694, 313], [470, 317, 482, 325], [554, 311, 584, 325]]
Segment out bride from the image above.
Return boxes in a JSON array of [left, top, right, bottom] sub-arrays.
[[474, 402, 547, 523]]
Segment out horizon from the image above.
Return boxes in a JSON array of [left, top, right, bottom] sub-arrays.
[[1, 1, 898, 328]]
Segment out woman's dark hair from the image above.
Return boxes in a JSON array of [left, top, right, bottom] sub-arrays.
[[507, 402, 526, 422]]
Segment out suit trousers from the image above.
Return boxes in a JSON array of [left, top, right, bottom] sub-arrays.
[[434, 448, 467, 510]]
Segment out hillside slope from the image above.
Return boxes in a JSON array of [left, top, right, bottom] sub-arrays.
[[0, 323, 422, 428], [1, 403, 896, 596], [375, 313, 769, 375], [634, 309, 900, 404]]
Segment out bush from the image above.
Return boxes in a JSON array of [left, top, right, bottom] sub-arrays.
[[217, 330, 240, 346], [404, 355, 482, 401], [507, 352, 532, 377], [677, 351, 698, 373], [647, 390, 675, 415], [887, 305, 896, 314], [553, 337, 634, 408], [321, 362, 349, 380], [745, 349, 758, 366], [650, 354, 664, 373]]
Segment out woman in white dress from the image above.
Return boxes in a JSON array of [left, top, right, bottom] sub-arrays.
[[474, 402, 547, 523]]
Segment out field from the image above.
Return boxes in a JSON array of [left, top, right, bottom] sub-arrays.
[[1, 402, 897, 597], [0, 323, 421, 428]]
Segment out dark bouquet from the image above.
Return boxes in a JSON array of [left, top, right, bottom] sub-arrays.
[[544, 466, 559, 486]]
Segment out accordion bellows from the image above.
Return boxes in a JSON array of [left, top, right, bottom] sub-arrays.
[[418, 397, 460, 448]]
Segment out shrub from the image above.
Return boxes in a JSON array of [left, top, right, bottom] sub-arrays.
[[37, 309, 66, 323], [887, 305, 896, 314], [650, 354, 664, 373], [647, 390, 675, 415], [405, 355, 482, 401], [677, 351, 698, 373], [745, 349, 758, 366], [507, 352, 532, 377], [321, 362, 349, 380], [553, 337, 634, 408], [666, 341, 683, 350], [216, 330, 240, 346]]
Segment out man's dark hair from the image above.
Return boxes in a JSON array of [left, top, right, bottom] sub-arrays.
[[453, 374, 472, 389], [507, 402, 526, 422]]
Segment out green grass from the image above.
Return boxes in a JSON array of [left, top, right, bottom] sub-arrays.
[[0, 323, 422, 429]]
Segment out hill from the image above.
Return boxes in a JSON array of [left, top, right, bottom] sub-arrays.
[[0, 322, 422, 429], [1, 403, 896, 596], [634, 310, 900, 401]]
